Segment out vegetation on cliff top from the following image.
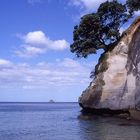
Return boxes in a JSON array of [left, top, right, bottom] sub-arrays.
[[70, 0, 140, 58]]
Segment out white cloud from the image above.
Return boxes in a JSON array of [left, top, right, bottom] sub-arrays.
[[24, 31, 47, 45], [15, 31, 69, 57], [49, 39, 69, 50], [61, 58, 81, 68], [27, 0, 42, 4], [0, 59, 12, 66], [15, 44, 46, 58], [0, 58, 96, 89], [70, 0, 108, 13]]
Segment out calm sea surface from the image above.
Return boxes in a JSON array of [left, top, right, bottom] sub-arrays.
[[0, 102, 140, 140]]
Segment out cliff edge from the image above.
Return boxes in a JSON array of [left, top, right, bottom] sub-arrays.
[[79, 17, 140, 119]]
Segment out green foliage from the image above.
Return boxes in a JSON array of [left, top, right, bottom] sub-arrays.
[[70, 0, 129, 58], [95, 53, 109, 75], [126, 0, 140, 13], [97, 0, 129, 42], [70, 13, 102, 58]]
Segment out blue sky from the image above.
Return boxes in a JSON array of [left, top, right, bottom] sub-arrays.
[[0, 0, 139, 102]]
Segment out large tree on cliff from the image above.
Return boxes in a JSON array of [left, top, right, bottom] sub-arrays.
[[126, 0, 140, 13], [70, 0, 139, 58]]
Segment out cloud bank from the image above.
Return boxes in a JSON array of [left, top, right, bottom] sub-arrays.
[[0, 58, 94, 89]]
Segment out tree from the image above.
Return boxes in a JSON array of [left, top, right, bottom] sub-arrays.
[[70, 13, 102, 58], [126, 0, 140, 14], [70, 0, 130, 58]]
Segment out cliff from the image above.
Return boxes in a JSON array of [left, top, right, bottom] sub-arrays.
[[79, 17, 140, 118]]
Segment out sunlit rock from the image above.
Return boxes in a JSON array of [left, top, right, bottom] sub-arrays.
[[79, 17, 140, 120]]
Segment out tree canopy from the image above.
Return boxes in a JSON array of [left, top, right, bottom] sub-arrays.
[[126, 0, 140, 13], [70, 0, 140, 58]]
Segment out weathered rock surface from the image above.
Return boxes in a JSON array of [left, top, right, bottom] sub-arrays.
[[79, 17, 140, 119]]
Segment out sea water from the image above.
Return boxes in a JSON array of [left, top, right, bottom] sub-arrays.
[[0, 102, 140, 140]]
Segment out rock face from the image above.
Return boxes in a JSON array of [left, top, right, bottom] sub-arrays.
[[79, 17, 140, 116]]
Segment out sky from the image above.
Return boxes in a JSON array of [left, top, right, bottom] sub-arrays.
[[0, 0, 139, 102]]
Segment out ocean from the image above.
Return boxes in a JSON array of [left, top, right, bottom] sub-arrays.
[[0, 102, 140, 140]]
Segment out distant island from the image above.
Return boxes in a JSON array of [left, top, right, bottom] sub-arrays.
[[49, 99, 55, 103]]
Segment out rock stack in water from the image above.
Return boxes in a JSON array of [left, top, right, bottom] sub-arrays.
[[79, 17, 140, 120]]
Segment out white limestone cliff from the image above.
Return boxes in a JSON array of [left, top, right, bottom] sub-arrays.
[[79, 17, 140, 117]]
